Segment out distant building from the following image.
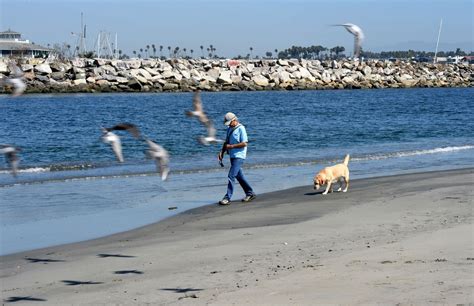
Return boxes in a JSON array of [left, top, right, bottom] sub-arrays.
[[0, 29, 51, 58]]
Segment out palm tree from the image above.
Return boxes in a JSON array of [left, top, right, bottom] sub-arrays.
[[66, 44, 71, 57], [174, 46, 180, 58], [274, 49, 278, 59], [133, 50, 137, 58], [249, 47, 253, 59], [119, 49, 123, 59], [183, 47, 187, 57], [209, 44, 214, 57], [152, 44, 156, 57], [167, 46, 171, 58], [190, 49, 194, 58], [200, 45, 204, 58], [140, 48, 143, 58], [159, 45, 163, 58]]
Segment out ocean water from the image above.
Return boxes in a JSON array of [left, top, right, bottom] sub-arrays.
[[0, 88, 473, 255]]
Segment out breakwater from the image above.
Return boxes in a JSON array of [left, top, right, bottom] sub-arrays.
[[0, 57, 472, 94]]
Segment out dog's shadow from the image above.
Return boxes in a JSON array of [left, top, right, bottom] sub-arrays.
[[304, 190, 325, 196]]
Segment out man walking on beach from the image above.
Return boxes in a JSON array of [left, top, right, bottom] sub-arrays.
[[218, 112, 256, 205]]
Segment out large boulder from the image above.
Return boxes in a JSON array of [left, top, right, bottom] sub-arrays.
[[144, 67, 160, 76], [0, 61, 8, 73], [21, 64, 34, 72], [73, 78, 87, 85], [111, 60, 129, 71], [362, 66, 372, 76], [298, 67, 315, 81], [252, 75, 269, 86], [217, 71, 233, 84], [207, 68, 221, 80], [35, 63, 52, 74], [277, 59, 290, 66], [277, 70, 292, 83], [71, 58, 86, 68], [127, 59, 141, 69]]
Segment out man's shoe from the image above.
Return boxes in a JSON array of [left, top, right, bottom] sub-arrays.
[[219, 198, 230, 205], [241, 194, 256, 203]]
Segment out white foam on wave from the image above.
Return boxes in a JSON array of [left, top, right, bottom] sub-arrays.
[[0, 167, 51, 174], [353, 145, 474, 162], [20, 167, 51, 173]]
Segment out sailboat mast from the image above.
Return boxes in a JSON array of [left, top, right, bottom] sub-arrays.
[[434, 18, 443, 63]]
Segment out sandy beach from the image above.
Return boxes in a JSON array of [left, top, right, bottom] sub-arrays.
[[1, 168, 473, 305]]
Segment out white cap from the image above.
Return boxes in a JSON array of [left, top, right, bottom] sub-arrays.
[[223, 112, 237, 126]]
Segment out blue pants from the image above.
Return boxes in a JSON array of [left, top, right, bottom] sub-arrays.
[[225, 158, 254, 200]]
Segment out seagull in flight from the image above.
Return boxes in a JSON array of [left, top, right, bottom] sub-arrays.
[[1, 63, 26, 96], [186, 91, 223, 145], [101, 123, 141, 163], [0, 144, 21, 177], [333, 23, 365, 59], [101, 129, 124, 163], [198, 124, 224, 146], [103, 123, 141, 139], [145, 139, 170, 181]]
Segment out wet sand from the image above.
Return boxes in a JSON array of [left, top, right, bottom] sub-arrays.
[[1, 168, 473, 305]]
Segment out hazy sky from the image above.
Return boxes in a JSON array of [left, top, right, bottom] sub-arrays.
[[1, 0, 472, 57]]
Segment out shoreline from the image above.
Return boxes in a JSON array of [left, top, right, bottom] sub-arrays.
[[0, 166, 472, 257], [1, 168, 473, 304]]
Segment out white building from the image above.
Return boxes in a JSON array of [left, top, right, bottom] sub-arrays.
[[0, 29, 51, 58]]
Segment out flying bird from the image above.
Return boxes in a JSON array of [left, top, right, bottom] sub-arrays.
[[101, 123, 142, 163], [0, 144, 21, 177], [103, 123, 141, 139], [186, 91, 223, 145], [198, 124, 224, 146], [1, 63, 26, 96], [145, 139, 170, 181], [185, 91, 211, 126], [101, 129, 124, 163], [333, 23, 365, 59]]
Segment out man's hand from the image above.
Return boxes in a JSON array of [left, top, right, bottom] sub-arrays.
[[218, 152, 223, 161], [225, 144, 233, 150]]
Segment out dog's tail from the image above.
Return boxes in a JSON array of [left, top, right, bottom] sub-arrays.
[[343, 154, 350, 166]]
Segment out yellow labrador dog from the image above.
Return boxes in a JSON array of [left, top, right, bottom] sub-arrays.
[[313, 155, 350, 195]]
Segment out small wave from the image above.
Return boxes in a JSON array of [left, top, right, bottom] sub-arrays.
[[0, 167, 51, 174], [1, 145, 472, 187], [49, 163, 97, 171], [353, 145, 474, 162]]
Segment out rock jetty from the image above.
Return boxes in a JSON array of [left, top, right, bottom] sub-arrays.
[[0, 57, 472, 94]]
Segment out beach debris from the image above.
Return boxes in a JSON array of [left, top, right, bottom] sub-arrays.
[[333, 23, 364, 59], [0, 144, 21, 177], [435, 258, 447, 262], [168, 206, 178, 210], [145, 139, 170, 181], [178, 293, 198, 300], [186, 90, 223, 145]]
